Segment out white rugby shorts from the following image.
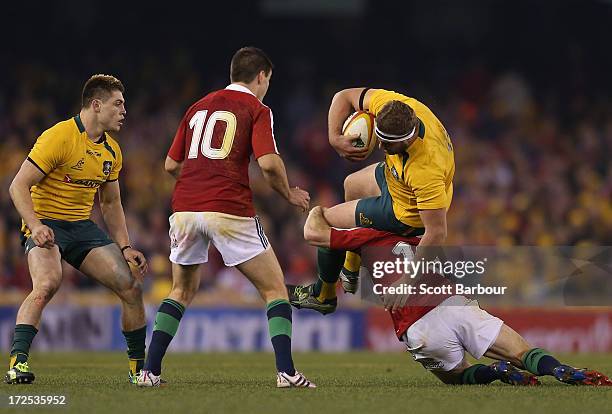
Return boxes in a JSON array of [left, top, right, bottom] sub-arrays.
[[168, 212, 270, 266], [401, 295, 503, 371]]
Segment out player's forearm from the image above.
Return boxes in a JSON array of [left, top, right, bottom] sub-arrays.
[[8, 182, 42, 230], [260, 157, 291, 200], [413, 228, 447, 267], [328, 90, 356, 139], [418, 229, 447, 247], [100, 199, 131, 247]]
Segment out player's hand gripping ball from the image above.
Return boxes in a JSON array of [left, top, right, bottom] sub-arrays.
[[342, 111, 378, 159]]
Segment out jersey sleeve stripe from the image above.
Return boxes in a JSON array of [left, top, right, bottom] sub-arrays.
[[269, 109, 279, 154], [359, 88, 371, 111], [27, 157, 48, 175]]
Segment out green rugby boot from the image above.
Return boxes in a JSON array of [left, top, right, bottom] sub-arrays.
[[286, 284, 337, 315]]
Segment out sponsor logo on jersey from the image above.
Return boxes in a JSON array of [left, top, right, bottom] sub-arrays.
[[87, 149, 102, 157], [102, 161, 112, 176], [63, 174, 105, 188], [71, 158, 85, 171]]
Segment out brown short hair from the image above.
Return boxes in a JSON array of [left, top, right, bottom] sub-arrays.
[[376, 100, 418, 137], [82, 74, 124, 108], [230, 47, 274, 83]]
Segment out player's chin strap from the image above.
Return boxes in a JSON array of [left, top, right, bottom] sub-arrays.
[[375, 124, 416, 142]]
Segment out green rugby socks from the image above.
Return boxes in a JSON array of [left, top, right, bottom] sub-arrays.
[[461, 364, 498, 384], [122, 325, 147, 375], [144, 298, 185, 376], [522, 348, 562, 376], [314, 247, 345, 302], [9, 324, 38, 368], [267, 299, 295, 375]]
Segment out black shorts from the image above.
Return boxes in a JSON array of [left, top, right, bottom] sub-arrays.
[[22, 219, 114, 269], [354, 163, 425, 236]]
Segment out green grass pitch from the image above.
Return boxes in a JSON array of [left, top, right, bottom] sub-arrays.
[[1, 352, 611, 413]]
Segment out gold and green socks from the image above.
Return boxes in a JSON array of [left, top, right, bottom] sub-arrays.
[[9, 324, 38, 368], [313, 247, 346, 302], [122, 325, 147, 375]]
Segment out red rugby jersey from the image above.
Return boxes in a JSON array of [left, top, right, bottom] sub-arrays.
[[331, 227, 450, 338], [168, 84, 278, 216]]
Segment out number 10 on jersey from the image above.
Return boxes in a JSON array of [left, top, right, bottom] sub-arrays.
[[188, 110, 237, 160]]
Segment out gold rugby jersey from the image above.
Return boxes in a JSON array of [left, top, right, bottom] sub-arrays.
[[24, 114, 122, 224], [368, 89, 455, 228]]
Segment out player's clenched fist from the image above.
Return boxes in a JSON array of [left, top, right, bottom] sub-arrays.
[[30, 223, 55, 249], [288, 186, 310, 212]]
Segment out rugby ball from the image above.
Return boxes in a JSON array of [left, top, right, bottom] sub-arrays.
[[342, 111, 377, 158]]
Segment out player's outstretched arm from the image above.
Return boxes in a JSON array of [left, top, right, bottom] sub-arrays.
[[99, 180, 147, 274], [9, 160, 55, 248], [328, 87, 376, 161], [257, 153, 310, 212]]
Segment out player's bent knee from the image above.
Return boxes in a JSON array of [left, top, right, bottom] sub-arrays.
[[31, 279, 61, 306], [303, 224, 327, 247], [116, 274, 144, 304], [303, 211, 331, 247]]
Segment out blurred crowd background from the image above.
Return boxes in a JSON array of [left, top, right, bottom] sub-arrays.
[[1, 1, 610, 303]]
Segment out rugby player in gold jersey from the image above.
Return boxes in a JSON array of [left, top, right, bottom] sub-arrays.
[[6, 75, 148, 385], [288, 88, 454, 314]]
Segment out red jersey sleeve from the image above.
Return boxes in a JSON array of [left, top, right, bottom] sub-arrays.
[[252, 106, 279, 159], [167, 113, 188, 161]]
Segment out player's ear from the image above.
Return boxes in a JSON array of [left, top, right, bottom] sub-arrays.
[[257, 70, 266, 85], [92, 99, 101, 113]]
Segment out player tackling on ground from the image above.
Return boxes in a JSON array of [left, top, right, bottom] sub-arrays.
[[6, 75, 148, 385], [301, 206, 612, 386], [137, 47, 315, 388]]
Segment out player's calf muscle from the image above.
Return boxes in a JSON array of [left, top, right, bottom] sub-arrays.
[[261, 284, 289, 302], [168, 286, 198, 305]]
